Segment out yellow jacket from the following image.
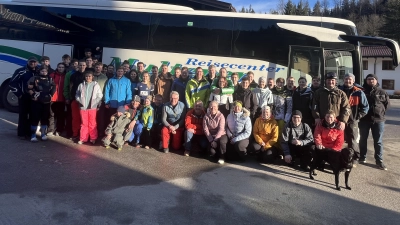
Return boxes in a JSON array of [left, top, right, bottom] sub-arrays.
[[253, 116, 279, 149]]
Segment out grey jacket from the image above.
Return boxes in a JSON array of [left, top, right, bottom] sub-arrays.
[[105, 112, 132, 135], [75, 81, 103, 110], [281, 121, 314, 156], [226, 108, 252, 142]]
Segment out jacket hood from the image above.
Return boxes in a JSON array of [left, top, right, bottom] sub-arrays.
[[110, 112, 131, 121], [230, 107, 250, 118]]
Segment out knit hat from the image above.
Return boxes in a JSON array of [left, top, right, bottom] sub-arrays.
[[365, 74, 378, 80], [325, 72, 338, 80], [292, 110, 302, 118], [28, 56, 38, 62], [117, 106, 125, 113], [344, 73, 355, 81], [133, 95, 141, 102]]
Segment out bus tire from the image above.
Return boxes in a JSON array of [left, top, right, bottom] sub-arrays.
[[1, 85, 19, 113]]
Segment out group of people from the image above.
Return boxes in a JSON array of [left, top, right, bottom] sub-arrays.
[[9, 49, 390, 169]]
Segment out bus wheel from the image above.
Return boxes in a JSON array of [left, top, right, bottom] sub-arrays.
[[1, 86, 19, 113]]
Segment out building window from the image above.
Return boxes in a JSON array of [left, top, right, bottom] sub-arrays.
[[382, 79, 395, 90], [382, 60, 394, 70], [363, 60, 368, 70]]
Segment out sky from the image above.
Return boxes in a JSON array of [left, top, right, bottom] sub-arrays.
[[228, 0, 319, 13]]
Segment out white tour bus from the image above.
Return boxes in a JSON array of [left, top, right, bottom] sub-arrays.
[[0, 0, 399, 112]]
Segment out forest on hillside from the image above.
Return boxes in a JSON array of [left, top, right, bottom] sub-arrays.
[[239, 0, 400, 43]]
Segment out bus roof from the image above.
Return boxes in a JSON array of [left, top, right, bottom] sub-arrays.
[[4, 0, 356, 27]]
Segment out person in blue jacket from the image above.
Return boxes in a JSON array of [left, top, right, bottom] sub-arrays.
[[104, 67, 132, 119], [9, 56, 39, 139], [171, 66, 190, 107]]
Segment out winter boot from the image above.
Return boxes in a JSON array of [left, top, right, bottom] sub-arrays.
[[40, 125, 48, 141], [30, 126, 38, 142]]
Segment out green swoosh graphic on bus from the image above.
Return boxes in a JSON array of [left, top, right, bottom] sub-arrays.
[[0, 45, 41, 60]]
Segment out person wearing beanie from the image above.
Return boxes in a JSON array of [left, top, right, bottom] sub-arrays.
[[281, 110, 314, 170], [292, 76, 314, 128], [312, 72, 350, 131], [9, 56, 39, 139], [102, 105, 132, 151], [339, 73, 369, 161], [252, 76, 273, 122], [251, 105, 279, 164], [359, 74, 390, 170]]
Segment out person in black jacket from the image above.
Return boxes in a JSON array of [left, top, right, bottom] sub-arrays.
[[9, 56, 39, 139], [69, 60, 86, 140], [292, 77, 314, 128], [233, 77, 258, 120], [359, 74, 390, 170]]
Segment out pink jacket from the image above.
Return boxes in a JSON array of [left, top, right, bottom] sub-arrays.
[[203, 111, 226, 142]]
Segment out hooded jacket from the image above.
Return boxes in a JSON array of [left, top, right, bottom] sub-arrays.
[[253, 86, 274, 109], [185, 77, 211, 108], [105, 112, 132, 135], [253, 116, 279, 149], [292, 87, 313, 121], [63, 69, 76, 100], [226, 108, 252, 142], [134, 105, 154, 130], [104, 75, 132, 108], [339, 85, 369, 122], [172, 77, 190, 105], [9, 64, 39, 98], [271, 86, 292, 122], [360, 83, 389, 123], [185, 109, 205, 135], [49, 70, 66, 102], [233, 85, 258, 118], [281, 121, 314, 156], [203, 110, 226, 142], [312, 86, 350, 123], [314, 120, 344, 151], [154, 73, 174, 103], [75, 81, 103, 110]]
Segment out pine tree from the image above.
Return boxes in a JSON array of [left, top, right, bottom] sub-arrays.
[[380, 0, 400, 42], [304, 0, 311, 16], [284, 0, 296, 15], [312, 0, 322, 16]]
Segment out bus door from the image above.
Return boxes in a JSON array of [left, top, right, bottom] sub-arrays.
[[42, 43, 73, 69], [288, 46, 324, 86]]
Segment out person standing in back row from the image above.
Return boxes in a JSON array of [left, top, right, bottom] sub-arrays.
[[185, 67, 211, 109], [104, 67, 132, 119], [48, 63, 67, 136], [154, 64, 174, 103], [359, 74, 390, 170]]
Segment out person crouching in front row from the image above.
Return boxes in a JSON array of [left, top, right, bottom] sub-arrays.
[[226, 101, 252, 162], [75, 71, 103, 145], [102, 106, 132, 151], [282, 110, 314, 170], [184, 100, 208, 157], [251, 105, 279, 163]]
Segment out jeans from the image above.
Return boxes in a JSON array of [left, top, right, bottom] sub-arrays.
[[345, 121, 359, 154], [359, 121, 385, 162], [128, 121, 143, 143], [185, 130, 208, 151]]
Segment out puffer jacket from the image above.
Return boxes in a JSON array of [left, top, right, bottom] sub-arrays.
[[9, 65, 39, 98], [185, 109, 205, 135], [253, 86, 273, 108], [105, 112, 132, 135], [360, 83, 390, 123], [162, 101, 186, 129], [154, 73, 174, 103], [253, 116, 279, 149], [314, 120, 344, 151], [312, 87, 350, 123], [271, 86, 292, 122], [292, 87, 313, 122], [203, 110, 226, 142], [49, 71, 66, 102], [339, 85, 369, 122], [226, 108, 252, 142], [172, 77, 190, 106], [104, 75, 132, 108], [185, 77, 211, 108], [75, 81, 103, 110], [281, 121, 314, 156], [233, 85, 258, 118], [134, 105, 154, 130]]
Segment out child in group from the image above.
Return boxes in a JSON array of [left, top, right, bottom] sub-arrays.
[[136, 71, 153, 104], [75, 71, 103, 144], [27, 66, 56, 142], [103, 106, 132, 151], [129, 95, 154, 149]]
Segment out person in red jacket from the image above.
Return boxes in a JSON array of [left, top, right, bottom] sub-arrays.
[[184, 100, 208, 156], [314, 110, 344, 152], [48, 63, 66, 136]]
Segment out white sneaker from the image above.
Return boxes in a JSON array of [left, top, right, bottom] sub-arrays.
[[31, 137, 38, 142], [41, 135, 48, 141], [218, 159, 225, 165]]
